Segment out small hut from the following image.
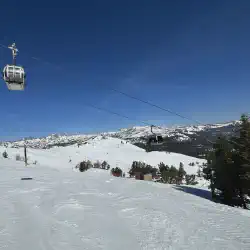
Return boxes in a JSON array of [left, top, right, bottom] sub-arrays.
[[144, 173, 152, 181]]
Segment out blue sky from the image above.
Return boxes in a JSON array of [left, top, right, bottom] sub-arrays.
[[0, 0, 250, 140]]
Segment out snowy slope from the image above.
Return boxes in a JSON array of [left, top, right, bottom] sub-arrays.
[[0, 137, 206, 176], [0, 159, 250, 249]]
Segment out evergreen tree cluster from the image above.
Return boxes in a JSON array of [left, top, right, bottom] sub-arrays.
[[111, 167, 123, 176], [188, 162, 195, 166], [158, 162, 191, 184], [101, 161, 111, 170], [202, 114, 250, 209], [92, 160, 110, 170], [129, 161, 158, 177], [129, 161, 198, 185], [78, 160, 111, 172], [79, 161, 91, 172]]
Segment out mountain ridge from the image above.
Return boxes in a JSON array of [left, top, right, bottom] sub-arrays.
[[0, 120, 241, 158]]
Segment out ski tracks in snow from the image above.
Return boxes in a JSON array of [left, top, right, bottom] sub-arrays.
[[0, 167, 141, 249], [107, 177, 250, 250], [0, 166, 250, 250]]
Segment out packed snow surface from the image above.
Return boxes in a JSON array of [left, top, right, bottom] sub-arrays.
[[0, 159, 250, 250]]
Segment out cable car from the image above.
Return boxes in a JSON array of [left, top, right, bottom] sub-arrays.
[[148, 135, 164, 145], [3, 65, 25, 90], [2, 43, 26, 90], [147, 125, 164, 146]]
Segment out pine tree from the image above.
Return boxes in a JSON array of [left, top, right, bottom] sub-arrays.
[[2, 151, 8, 158], [169, 166, 179, 184], [101, 161, 108, 169], [161, 171, 170, 183], [158, 163, 171, 183], [200, 115, 250, 208], [158, 162, 169, 174], [212, 136, 235, 204], [178, 162, 186, 184], [79, 161, 89, 172], [232, 114, 250, 208], [202, 136, 234, 203]]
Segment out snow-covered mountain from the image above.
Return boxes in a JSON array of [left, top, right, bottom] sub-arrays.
[[110, 120, 240, 142], [0, 120, 241, 158]]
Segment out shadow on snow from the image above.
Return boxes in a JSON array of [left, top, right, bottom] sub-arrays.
[[173, 185, 250, 209], [173, 185, 212, 201]]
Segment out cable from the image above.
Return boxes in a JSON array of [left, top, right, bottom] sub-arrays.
[[84, 102, 215, 144], [0, 43, 8, 49], [108, 88, 249, 148], [84, 103, 152, 127], [30, 56, 61, 69], [0, 42, 61, 69], [110, 88, 203, 125], [108, 88, 218, 145]]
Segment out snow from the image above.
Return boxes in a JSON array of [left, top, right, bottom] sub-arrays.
[[0, 158, 250, 249], [1, 137, 205, 176]]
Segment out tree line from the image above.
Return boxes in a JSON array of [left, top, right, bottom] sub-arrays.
[[128, 160, 198, 185], [78, 160, 111, 172]]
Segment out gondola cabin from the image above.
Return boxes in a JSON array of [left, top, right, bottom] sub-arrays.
[[3, 64, 26, 90], [148, 135, 164, 146]]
